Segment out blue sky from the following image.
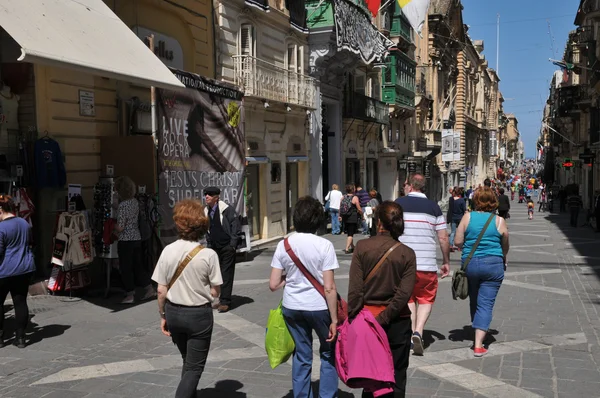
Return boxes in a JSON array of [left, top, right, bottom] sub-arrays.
[[462, 0, 577, 158]]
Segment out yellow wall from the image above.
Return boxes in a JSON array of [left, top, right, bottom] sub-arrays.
[[34, 0, 214, 269]]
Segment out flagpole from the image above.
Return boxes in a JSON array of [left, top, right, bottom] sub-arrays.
[[379, 0, 394, 12]]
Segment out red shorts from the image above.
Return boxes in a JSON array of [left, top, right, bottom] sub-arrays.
[[409, 271, 439, 304]]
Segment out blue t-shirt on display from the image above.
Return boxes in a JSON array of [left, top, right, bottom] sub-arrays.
[[0, 217, 35, 278]]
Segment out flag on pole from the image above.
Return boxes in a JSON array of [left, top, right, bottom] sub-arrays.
[[397, 0, 431, 34], [365, 0, 382, 17]]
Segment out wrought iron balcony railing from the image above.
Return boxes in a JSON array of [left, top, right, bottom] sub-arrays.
[[343, 92, 389, 124], [573, 25, 594, 47], [233, 55, 317, 109]]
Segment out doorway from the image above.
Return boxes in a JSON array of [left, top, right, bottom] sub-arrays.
[[366, 159, 379, 190], [286, 162, 299, 232], [345, 159, 360, 186], [246, 164, 261, 239]]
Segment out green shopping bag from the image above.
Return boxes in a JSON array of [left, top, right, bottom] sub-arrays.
[[265, 302, 295, 369]]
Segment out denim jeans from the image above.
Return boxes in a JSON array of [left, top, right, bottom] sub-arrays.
[[361, 207, 368, 233], [282, 307, 338, 398], [166, 303, 214, 398], [449, 222, 458, 247], [330, 209, 340, 235], [465, 256, 504, 331]]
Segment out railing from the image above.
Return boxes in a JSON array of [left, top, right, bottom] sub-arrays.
[[343, 92, 389, 124], [391, 15, 412, 43], [233, 55, 318, 109], [574, 25, 594, 46]]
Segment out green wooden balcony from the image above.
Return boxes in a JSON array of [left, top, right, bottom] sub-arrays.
[[390, 2, 412, 43], [381, 50, 416, 108], [306, 0, 371, 29]]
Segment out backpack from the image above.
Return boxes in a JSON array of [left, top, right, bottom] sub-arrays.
[[339, 195, 353, 216]]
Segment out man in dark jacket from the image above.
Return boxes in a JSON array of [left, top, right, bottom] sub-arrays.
[[497, 188, 510, 219], [204, 187, 240, 312]]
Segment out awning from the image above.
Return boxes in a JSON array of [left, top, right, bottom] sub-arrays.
[[246, 156, 269, 164], [287, 156, 308, 163], [0, 0, 184, 91]]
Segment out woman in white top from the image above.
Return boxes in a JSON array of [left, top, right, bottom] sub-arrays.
[[325, 184, 343, 235], [152, 199, 222, 398], [269, 196, 340, 398]]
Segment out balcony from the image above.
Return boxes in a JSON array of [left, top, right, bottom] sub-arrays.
[[390, 2, 413, 49], [573, 26, 594, 47], [423, 130, 442, 149], [382, 50, 416, 109], [233, 55, 318, 109], [245, 0, 269, 11], [289, 0, 307, 32], [343, 92, 389, 125]]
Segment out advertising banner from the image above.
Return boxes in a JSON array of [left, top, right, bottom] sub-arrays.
[[453, 131, 461, 161], [157, 70, 248, 249], [442, 129, 454, 162]]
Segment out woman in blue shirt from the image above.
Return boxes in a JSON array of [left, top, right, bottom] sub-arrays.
[[0, 195, 35, 348], [454, 187, 510, 357]]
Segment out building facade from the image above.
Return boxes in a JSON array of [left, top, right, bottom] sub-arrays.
[[214, 0, 316, 241]]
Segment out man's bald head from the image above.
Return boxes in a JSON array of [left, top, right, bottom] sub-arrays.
[[407, 173, 426, 193]]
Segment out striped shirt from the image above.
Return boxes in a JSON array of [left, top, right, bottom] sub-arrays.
[[395, 192, 446, 272]]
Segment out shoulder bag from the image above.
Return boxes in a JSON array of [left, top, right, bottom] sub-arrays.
[[168, 245, 204, 290], [284, 238, 348, 323], [365, 242, 401, 283], [451, 213, 495, 300]]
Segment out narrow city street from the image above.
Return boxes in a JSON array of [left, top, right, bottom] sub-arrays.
[[0, 204, 599, 398]]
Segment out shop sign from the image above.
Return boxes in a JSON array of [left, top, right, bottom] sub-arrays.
[[157, 70, 248, 250], [79, 90, 95, 117], [423, 161, 430, 178], [135, 26, 184, 70], [407, 161, 417, 173], [442, 130, 460, 161], [366, 142, 377, 158], [347, 140, 358, 158]]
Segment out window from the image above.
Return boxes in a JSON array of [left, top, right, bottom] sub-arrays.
[[354, 72, 366, 95], [240, 24, 255, 56], [367, 74, 380, 99], [286, 44, 304, 74]]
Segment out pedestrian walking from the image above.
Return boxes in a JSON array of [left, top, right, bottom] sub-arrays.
[[450, 188, 466, 252], [454, 187, 509, 357], [204, 186, 240, 313], [114, 176, 155, 304], [355, 184, 370, 235], [152, 199, 222, 398], [0, 195, 35, 349], [497, 188, 510, 219], [567, 192, 583, 228], [538, 189, 546, 212], [340, 184, 362, 254], [348, 201, 417, 397], [527, 197, 535, 220], [269, 196, 340, 398], [325, 184, 343, 235], [395, 174, 450, 356], [366, 189, 380, 237]]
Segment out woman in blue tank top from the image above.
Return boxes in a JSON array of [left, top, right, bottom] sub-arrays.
[[454, 187, 510, 357]]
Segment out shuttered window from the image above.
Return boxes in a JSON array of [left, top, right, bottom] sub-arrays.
[[240, 24, 254, 56]]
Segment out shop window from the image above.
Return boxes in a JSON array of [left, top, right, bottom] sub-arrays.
[[239, 24, 255, 56]]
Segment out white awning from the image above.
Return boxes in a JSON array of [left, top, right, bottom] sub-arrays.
[[0, 0, 184, 91]]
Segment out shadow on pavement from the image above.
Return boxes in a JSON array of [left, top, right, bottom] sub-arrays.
[[282, 381, 355, 398], [229, 295, 255, 310], [2, 318, 71, 346], [197, 380, 246, 397], [423, 329, 446, 349], [448, 325, 498, 346]]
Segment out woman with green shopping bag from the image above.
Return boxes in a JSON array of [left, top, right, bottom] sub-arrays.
[[269, 196, 341, 398]]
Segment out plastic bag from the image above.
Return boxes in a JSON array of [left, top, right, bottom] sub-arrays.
[[265, 302, 295, 369]]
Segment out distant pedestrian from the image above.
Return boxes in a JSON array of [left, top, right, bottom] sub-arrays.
[[152, 199, 222, 398], [395, 174, 450, 356], [341, 184, 362, 254], [348, 201, 416, 396], [0, 195, 35, 349], [366, 189, 380, 237], [567, 192, 583, 227], [325, 184, 343, 235], [538, 189, 546, 212], [355, 184, 371, 235], [204, 186, 240, 313], [454, 187, 510, 357], [450, 188, 466, 252], [497, 188, 510, 219], [269, 196, 340, 398], [527, 197, 535, 220]]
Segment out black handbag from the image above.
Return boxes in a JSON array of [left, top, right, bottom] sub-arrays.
[[452, 213, 496, 300]]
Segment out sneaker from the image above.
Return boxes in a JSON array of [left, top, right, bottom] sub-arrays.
[[120, 295, 135, 304], [474, 347, 488, 357], [141, 287, 157, 301], [412, 332, 424, 356]]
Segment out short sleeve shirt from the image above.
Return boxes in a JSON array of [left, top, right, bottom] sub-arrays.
[[151, 240, 223, 306], [271, 233, 340, 311], [117, 199, 141, 241]]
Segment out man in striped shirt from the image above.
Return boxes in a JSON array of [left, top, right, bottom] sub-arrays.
[[395, 173, 450, 355]]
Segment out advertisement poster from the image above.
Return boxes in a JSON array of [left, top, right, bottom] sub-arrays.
[[157, 70, 249, 250], [453, 131, 461, 161], [442, 129, 454, 162]]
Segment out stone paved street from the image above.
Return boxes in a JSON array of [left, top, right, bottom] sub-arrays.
[[2, 203, 600, 397]]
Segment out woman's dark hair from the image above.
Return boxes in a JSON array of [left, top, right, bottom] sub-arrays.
[[499, 188, 505, 195], [376, 201, 405, 240], [293, 196, 325, 233], [345, 184, 355, 194], [0, 195, 16, 213]]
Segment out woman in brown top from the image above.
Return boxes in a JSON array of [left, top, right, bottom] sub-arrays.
[[348, 201, 416, 398]]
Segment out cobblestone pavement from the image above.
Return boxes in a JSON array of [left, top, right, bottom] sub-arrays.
[[2, 203, 600, 397]]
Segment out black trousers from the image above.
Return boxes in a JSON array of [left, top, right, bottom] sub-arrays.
[[498, 210, 509, 219], [118, 240, 151, 293], [0, 272, 33, 335], [570, 208, 580, 227], [362, 317, 412, 398], [166, 303, 213, 398], [213, 245, 236, 306]]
